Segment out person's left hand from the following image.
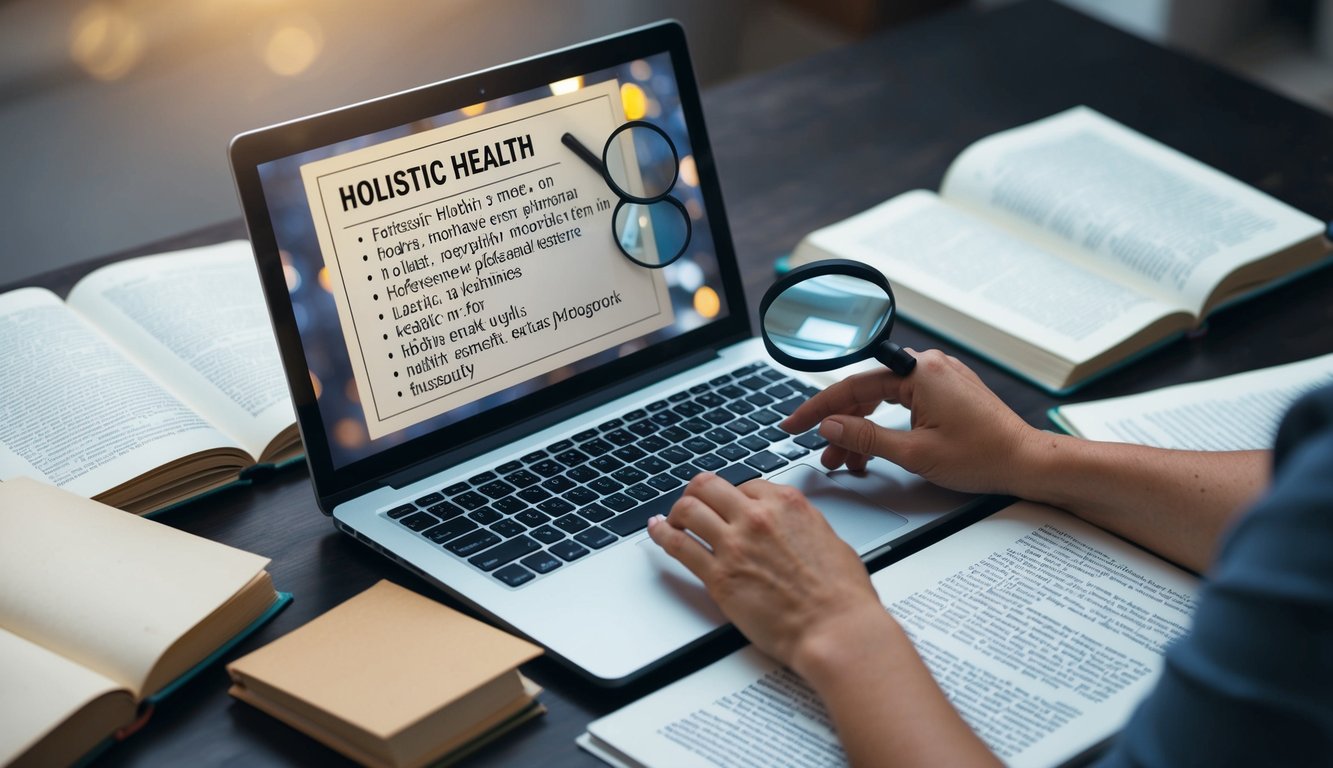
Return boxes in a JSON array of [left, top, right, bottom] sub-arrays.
[[647, 473, 888, 669]]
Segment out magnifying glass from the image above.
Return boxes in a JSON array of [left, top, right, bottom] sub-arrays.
[[758, 259, 917, 376], [562, 121, 692, 269]]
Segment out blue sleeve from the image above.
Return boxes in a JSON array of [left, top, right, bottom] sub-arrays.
[[1094, 389, 1333, 767]]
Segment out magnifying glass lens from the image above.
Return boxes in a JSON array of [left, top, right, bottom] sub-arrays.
[[605, 124, 677, 200], [762, 274, 892, 361], [613, 199, 689, 268]]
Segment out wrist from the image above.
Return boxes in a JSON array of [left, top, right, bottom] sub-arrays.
[[1006, 430, 1086, 505], [790, 603, 904, 692]]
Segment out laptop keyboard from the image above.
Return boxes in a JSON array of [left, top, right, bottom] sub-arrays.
[[381, 361, 829, 588]]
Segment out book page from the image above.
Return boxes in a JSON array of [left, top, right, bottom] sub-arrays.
[[1053, 352, 1333, 450], [0, 627, 135, 768], [0, 288, 243, 498], [0, 479, 270, 698], [583, 502, 1198, 768], [66, 242, 294, 460], [940, 106, 1325, 314], [800, 191, 1179, 364]]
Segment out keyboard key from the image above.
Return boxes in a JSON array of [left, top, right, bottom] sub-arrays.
[[689, 382, 711, 395], [738, 375, 769, 391], [503, 469, 541, 488], [478, 480, 516, 499], [759, 427, 789, 442], [760, 368, 787, 382], [745, 392, 775, 406], [537, 498, 575, 516], [515, 509, 550, 528], [635, 455, 671, 474], [601, 492, 637, 512], [541, 475, 576, 493], [658, 446, 693, 464], [673, 401, 705, 417], [627, 420, 658, 437], [681, 437, 717, 455], [547, 439, 573, 453], [399, 511, 439, 532], [553, 513, 591, 534], [415, 492, 444, 507], [716, 443, 750, 461], [568, 465, 599, 483], [717, 464, 762, 486], [694, 454, 727, 471], [624, 483, 658, 502], [750, 409, 782, 426], [468, 507, 502, 525], [776, 443, 810, 460], [425, 517, 477, 543], [469, 535, 540, 571], [659, 426, 691, 442], [493, 564, 535, 587], [517, 486, 552, 504], [427, 500, 466, 520], [622, 408, 647, 421], [718, 384, 746, 400], [639, 435, 670, 452], [492, 496, 526, 516], [597, 418, 623, 431], [530, 459, 564, 478], [554, 448, 589, 467], [646, 473, 682, 492], [669, 463, 702, 482], [453, 491, 490, 510], [530, 524, 564, 544], [668, 391, 690, 403], [725, 400, 756, 415], [578, 503, 614, 522], [696, 392, 726, 408], [650, 412, 682, 428], [646, 399, 670, 411], [551, 540, 590, 561], [580, 438, 613, 457], [708, 373, 732, 386], [725, 418, 760, 436], [521, 552, 562, 574], [385, 503, 416, 519], [442, 482, 470, 496], [589, 476, 624, 495], [572, 429, 598, 442], [773, 396, 805, 416], [575, 527, 617, 549], [490, 519, 526, 538], [744, 451, 789, 473], [766, 383, 795, 398], [703, 408, 734, 425], [520, 450, 547, 464], [590, 455, 625, 473], [496, 460, 523, 474], [604, 429, 636, 446], [612, 445, 647, 462], [566, 486, 599, 506], [680, 418, 712, 434], [468, 470, 497, 485], [445, 529, 502, 556], [794, 430, 829, 449], [740, 435, 770, 451], [705, 427, 736, 444], [604, 489, 683, 536], [611, 467, 648, 484]]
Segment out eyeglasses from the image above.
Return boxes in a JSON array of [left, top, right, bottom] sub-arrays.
[[561, 120, 692, 269]]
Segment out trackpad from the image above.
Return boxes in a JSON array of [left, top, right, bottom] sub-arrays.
[[767, 464, 908, 552]]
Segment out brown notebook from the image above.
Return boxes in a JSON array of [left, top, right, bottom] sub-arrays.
[[227, 580, 544, 768]]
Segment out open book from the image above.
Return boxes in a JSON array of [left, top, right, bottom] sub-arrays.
[[1049, 352, 1333, 450], [580, 501, 1199, 768], [0, 478, 291, 768], [0, 241, 299, 515], [788, 107, 1330, 393]]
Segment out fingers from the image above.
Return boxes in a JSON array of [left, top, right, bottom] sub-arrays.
[[682, 472, 751, 522], [781, 368, 909, 434], [819, 415, 912, 468], [647, 515, 715, 580]]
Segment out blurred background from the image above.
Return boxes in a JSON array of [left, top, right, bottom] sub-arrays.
[[1, 0, 1331, 286]]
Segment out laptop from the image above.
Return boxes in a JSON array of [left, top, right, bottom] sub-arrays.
[[229, 21, 982, 685]]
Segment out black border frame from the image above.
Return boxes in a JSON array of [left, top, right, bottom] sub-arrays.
[[229, 21, 750, 511]]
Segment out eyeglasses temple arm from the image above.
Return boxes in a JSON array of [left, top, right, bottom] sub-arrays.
[[561, 132, 603, 173]]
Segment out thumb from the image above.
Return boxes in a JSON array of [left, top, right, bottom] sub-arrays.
[[820, 415, 912, 464]]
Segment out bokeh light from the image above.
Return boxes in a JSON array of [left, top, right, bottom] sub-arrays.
[[693, 286, 720, 319], [461, 103, 487, 117], [264, 18, 323, 77], [549, 76, 583, 96], [69, 3, 145, 81], [310, 372, 323, 399], [620, 82, 647, 120], [679, 155, 698, 187], [630, 59, 652, 81], [318, 266, 332, 292]]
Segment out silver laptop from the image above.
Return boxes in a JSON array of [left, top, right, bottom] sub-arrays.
[[229, 21, 982, 685]]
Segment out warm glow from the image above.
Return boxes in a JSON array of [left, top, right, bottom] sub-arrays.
[[310, 372, 323, 399], [549, 76, 583, 96], [69, 3, 145, 81], [461, 103, 486, 117], [630, 59, 652, 81], [693, 286, 720, 318], [620, 82, 647, 120], [679, 155, 698, 187], [334, 418, 368, 448], [264, 19, 322, 77], [345, 380, 360, 403], [318, 266, 332, 292], [685, 197, 704, 221]]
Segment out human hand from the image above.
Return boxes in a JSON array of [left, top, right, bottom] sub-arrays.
[[781, 349, 1038, 495], [647, 473, 893, 672]]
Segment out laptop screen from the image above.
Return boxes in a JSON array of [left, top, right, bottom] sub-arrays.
[[253, 46, 734, 471]]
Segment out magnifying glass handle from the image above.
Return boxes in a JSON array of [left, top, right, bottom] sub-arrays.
[[875, 341, 916, 377]]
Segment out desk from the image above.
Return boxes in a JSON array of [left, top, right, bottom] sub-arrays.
[[17, 2, 1332, 765]]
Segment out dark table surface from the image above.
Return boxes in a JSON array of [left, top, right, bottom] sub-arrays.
[[17, 1, 1332, 765]]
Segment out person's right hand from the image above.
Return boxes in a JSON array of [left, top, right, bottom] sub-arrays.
[[781, 349, 1040, 496]]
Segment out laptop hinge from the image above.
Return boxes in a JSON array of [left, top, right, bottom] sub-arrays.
[[378, 346, 721, 491]]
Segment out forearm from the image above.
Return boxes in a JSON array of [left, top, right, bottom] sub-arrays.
[[1014, 433, 1268, 572], [793, 607, 1000, 768]]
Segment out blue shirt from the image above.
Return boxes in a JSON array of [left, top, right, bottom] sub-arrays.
[[1096, 386, 1333, 766]]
